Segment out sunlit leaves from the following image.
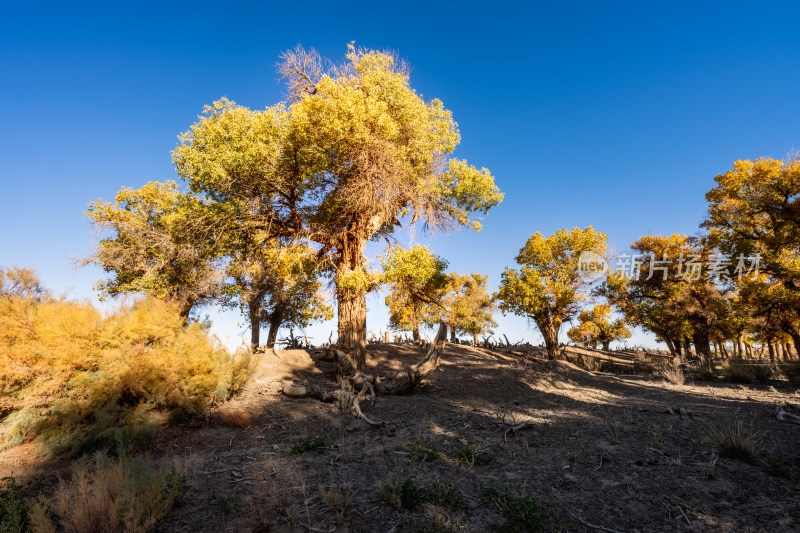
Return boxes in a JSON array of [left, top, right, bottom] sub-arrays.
[[567, 304, 630, 349], [381, 245, 448, 336]]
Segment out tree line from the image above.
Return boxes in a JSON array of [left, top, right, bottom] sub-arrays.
[[79, 43, 800, 370]]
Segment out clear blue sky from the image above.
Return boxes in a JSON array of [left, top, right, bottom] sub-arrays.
[[2, 1, 799, 349]]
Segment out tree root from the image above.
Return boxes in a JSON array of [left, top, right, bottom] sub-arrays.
[[504, 422, 537, 442], [776, 406, 800, 425], [282, 321, 449, 424]]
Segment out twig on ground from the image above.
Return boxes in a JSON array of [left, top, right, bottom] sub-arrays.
[[299, 523, 335, 533], [566, 509, 625, 533], [504, 421, 536, 442]]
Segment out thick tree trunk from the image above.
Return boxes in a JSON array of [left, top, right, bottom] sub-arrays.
[[450, 328, 457, 343], [536, 318, 560, 360], [682, 337, 693, 359], [692, 328, 712, 367], [334, 231, 372, 372], [249, 301, 261, 350], [413, 326, 421, 345], [337, 286, 368, 372], [789, 333, 800, 358], [473, 332, 479, 347], [602, 341, 610, 351], [266, 308, 283, 348], [768, 340, 776, 362]]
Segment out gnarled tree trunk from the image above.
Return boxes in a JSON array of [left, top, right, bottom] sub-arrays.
[[337, 286, 368, 371], [335, 232, 371, 372], [536, 318, 560, 360]]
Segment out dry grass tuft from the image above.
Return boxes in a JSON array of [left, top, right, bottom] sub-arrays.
[[659, 364, 686, 386], [704, 420, 764, 463], [29, 452, 184, 533], [218, 407, 253, 427]]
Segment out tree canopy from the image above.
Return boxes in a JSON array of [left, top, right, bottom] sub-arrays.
[[567, 303, 631, 350], [172, 44, 502, 370], [380, 245, 448, 344], [497, 227, 607, 359]]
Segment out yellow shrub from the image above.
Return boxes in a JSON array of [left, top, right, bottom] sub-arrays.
[[0, 297, 250, 455]]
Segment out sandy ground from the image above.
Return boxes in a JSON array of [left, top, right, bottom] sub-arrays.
[[2, 343, 799, 532]]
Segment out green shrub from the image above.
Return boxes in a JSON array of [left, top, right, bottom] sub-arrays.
[[721, 359, 757, 383], [380, 475, 425, 511], [0, 297, 250, 455], [285, 434, 330, 455], [407, 438, 440, 463], [483, 483, 549, 533], [455, 445, 491, 467]]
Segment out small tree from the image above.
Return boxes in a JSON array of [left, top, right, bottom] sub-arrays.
[[567, 304, 630, 350], [224, 242, 333, 349], [433, 273, 498, 345], [0, 266, 49, 300], [381, 245, 448, 344], [497, 227, 607, 359], [84, 181, 221, 319]]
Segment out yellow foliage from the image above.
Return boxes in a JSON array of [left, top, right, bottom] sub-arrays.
[[0, 297, 249, 456]]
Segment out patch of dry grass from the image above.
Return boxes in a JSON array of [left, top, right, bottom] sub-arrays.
[[704, 420, 764, 463]]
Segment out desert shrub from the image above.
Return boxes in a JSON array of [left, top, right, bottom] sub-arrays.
[[704, 420, 764, 463], [31, 452, 184, 533], [454, 445, 491, 467], [659, 364, 686, 386], [428, 482, 466, 511], [0, 476, 29, 532], [407, 438, 440, 463], [779, 362, 800, 383], [483, 482, 549, 533], [285, 434, 330, 455], [380, 475, 425, 511], [721, 359, 757, 383], [693, 365, 717, 382], [0, 297, 250, 455], [567, 354, 601, 372]]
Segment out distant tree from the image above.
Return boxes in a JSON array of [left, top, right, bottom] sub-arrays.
[[84, 181, 221, 319], [567, 303, 631, 350], [380, 245, 448, 344], [703, 156, 800, 348], [598, 234, 731, 366], [0, 266, 49, 300], [431, 273, 498, 345], [497, 227, 607, 359]]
